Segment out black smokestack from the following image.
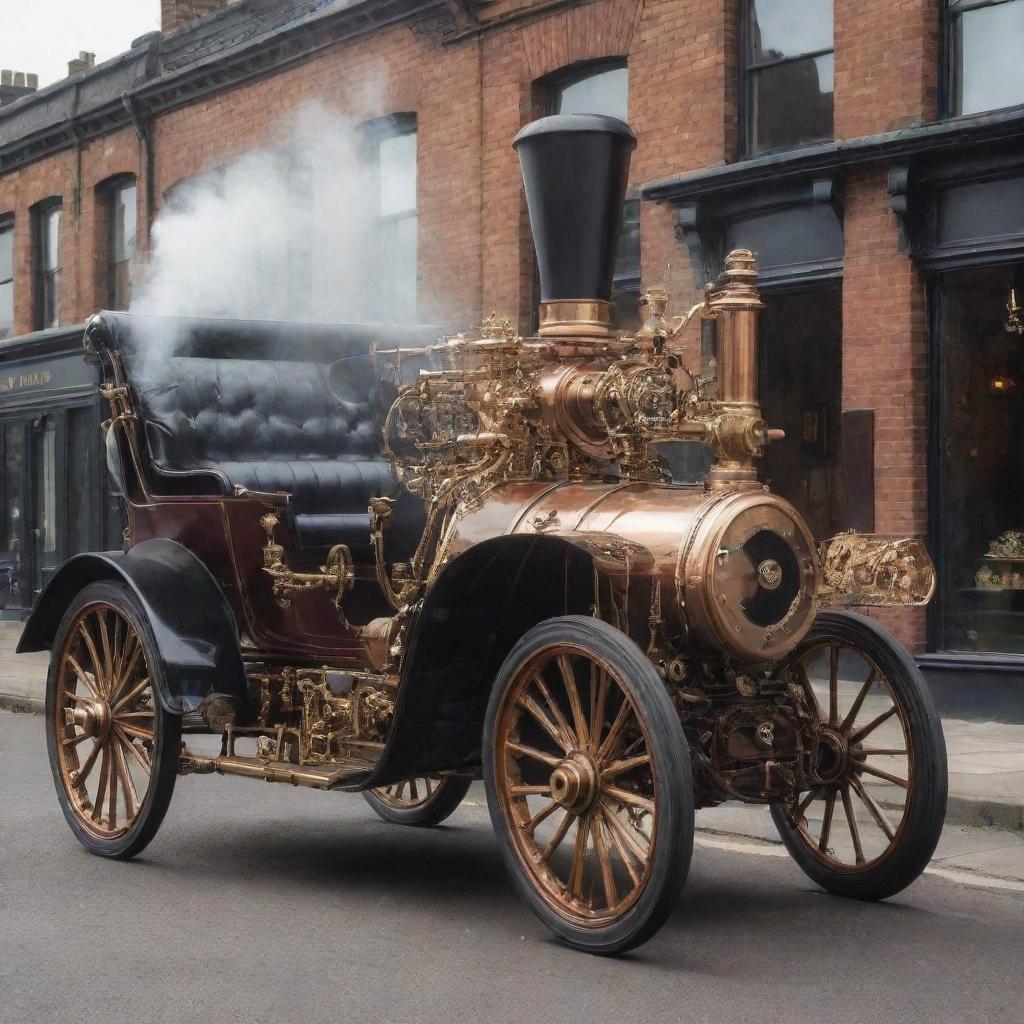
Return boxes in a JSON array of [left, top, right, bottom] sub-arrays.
[[513, 114, 636, 316]]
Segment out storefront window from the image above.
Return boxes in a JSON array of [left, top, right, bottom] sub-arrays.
[[741, 0, 834, 155], [546, 60, 640, 329], [0, 218, 13, 340], [1, 421, 27, 609], [67, 407, 96, 556], [936, 264, 1024, 654], [758, 284, 843, 540], [947, 0, 1024, 116]]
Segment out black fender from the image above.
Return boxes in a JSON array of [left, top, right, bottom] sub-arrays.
[[359, 533, 610, 788], [17, 539, 246, 716]]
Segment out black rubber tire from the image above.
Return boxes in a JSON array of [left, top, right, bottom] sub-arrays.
[[363, 776, 472, 826], [770, 610, 947, 900], [45, 581, 181, 860], [483, 615, 694, 955]]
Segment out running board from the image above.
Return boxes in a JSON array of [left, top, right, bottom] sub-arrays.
[[178, 747, 378, 790]]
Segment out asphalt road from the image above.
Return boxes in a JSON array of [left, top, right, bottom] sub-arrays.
[[1, 712, 1021, 1024]]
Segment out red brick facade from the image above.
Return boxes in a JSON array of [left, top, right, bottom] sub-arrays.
[[0, 0, 951, 650]]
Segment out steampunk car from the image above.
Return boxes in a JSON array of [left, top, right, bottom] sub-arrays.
[[20, 114, 947, 954]]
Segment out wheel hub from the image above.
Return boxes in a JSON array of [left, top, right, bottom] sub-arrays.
[[66, 698, 112, 745], [811, 727, 849, 786], [549, 751, 600, 814]]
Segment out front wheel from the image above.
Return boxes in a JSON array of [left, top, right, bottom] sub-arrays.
[[45, 581, 181, 860], [771, 610, 947, 900], [484, 616, 694, 954], [363, 775, 472, 826]]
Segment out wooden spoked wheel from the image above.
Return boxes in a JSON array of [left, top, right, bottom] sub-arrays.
[[771, 610, 947, 900], [46, 582, 180, 859], [364, 774, 472, 826], [484, 616, 692, 954]]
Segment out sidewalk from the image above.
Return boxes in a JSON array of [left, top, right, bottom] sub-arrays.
[[3, 618, 1021, 831]]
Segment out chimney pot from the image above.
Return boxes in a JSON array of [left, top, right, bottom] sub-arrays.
[[13, 72, 24, 87], [0, 71, 12, 87], [27, 73, 38, 89]]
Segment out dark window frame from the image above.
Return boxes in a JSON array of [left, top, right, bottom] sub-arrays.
[[739, 0, 835, 158], [32, 198, 62, 330], [102, 175, 138, 311], [942, 0, 1024, 119], [0, 214, 13, 340]]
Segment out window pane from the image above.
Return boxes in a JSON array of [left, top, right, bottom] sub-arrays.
[[956, 2, 1024, 116], [32, 416, 57, 589], [938, 264, 1024, 654], [380, 213, 418, 321], [750, 53, 833, 153], [112, 183, 137, 264], [2, 423, 27, 604], [42, 272, 59, 328], [0, 224, 12, 282], [378, 131, 417, 217], [42, 207, 61, 272], [0, 280, 12, 339], [554, 66, 629, 120], [749, 0, 833, 63]]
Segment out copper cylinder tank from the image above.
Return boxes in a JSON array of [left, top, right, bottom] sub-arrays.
[[449, 481, 820, 664]]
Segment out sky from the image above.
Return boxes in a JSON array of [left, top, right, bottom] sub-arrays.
[[0, 0, 161, 90]]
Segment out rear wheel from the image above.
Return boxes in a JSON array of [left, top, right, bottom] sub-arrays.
[[45, 581, 181, 860], [484, 616, 693, 954], [771, 610, 947, 900], [363, 775, 472, 826]]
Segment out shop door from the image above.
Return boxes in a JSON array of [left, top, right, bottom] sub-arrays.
[[30, 413, 59, 597], [1, 419, 29, 613]]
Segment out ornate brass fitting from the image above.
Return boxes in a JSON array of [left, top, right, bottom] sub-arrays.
[[259, 512, 354, 611]]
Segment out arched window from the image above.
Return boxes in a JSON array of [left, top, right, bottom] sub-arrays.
[[543, 60, 638, 329], [31, 198, 62, 330]]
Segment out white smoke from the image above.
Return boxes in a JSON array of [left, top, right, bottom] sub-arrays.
[[130, 100, 395, 329]]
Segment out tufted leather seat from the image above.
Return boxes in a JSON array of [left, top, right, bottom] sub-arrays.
[[90, 312, 436, 561]]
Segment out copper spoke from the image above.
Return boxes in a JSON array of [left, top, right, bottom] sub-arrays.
[[506, 741, 561, 767], [509, 784, 551, 796], [818, 789, 837, 853], [600, 798, 649, 863], [107, 741, 119, 828], [540, 811, 574, 863], [97, 611, 115, 698], [793, 787, 820, 824], [529, 672, 577, 749], [828, 643, 839, 727], [62, 731, 94, 749], [112, 677, 151, 715], [855, 761, 909, 788], [859, 747, 907, 756], [567, 815, 590, 901], [78, 620, 107, 694], [850, 705, 897, 744], [596, 697, 632, 764], [600, 753, 651, 779], [66, 654, 99, 697], [592, 813, 618, 909], [110, 638, 143, 707], [74, 737, 103, 784], [518, 695, 572, 753], [109, 614, 124, 696], [604, 785, 655, 817], [65, 689, 94, 705], [114, 726, 152, 773], [113, 737, 138, 822], [117, 721, 155, 742], [589, 666, 609, 754], [526, 799, 560, 834], [91, 746, 111, 824], [116, 711, 155, 721], [598, 804, 643, 883], [850, 775, 896, 842], [557, 654, 589, 749], [841, 784, 865, 864], [839, 667, 877, 733], [795, 662, 824, 722]]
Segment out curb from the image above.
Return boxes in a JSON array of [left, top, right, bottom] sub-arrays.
[[1, 696, 1021, 832], [0, 691, 44, 716]]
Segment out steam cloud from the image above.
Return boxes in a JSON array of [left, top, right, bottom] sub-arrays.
[[130, 100, 397, 332]]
